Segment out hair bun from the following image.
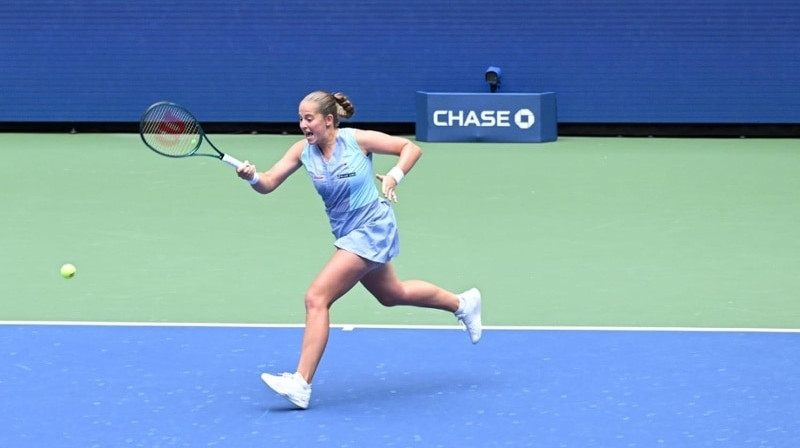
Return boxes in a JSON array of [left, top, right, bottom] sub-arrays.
[[333, 92, 355, 119]]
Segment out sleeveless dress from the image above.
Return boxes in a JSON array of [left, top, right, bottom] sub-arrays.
[[300, 128, 400, 263]]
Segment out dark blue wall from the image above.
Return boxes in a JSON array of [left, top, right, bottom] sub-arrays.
[[2, 0, 798, 123]]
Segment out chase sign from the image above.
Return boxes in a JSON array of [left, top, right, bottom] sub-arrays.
[[415, 92, 557, 143]]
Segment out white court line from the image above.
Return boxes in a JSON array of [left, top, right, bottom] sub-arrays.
[[0, 320, 798, 333]]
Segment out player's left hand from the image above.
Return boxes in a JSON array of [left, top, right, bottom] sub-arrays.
[[375, 174, 398, 202]]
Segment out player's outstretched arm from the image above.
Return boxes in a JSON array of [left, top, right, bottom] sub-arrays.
[[237, 141, 304, 194]]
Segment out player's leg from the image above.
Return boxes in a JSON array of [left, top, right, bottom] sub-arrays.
[[359, 262, 460, 311], [296, 249, 377, 382], [360, 263, 482, 343], [261, 249, 376, 409]]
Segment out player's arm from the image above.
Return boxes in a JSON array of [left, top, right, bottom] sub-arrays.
[[356, 130, 422, 174], [355, 130, 422, 202], [237, 140, 304, 194]]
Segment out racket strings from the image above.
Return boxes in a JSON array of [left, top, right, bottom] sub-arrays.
[[140, 104, 202, 157]]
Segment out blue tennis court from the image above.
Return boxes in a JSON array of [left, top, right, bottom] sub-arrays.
[[2, 323, 797, 447]]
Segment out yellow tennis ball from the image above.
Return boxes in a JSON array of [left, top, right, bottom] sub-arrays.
[[60, 263, 76, 279]]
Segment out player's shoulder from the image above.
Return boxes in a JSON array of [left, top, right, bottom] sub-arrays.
[[350, 128, 388, 144], [339, 127, 359, 139]]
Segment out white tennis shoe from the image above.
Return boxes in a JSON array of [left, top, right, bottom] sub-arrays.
[[455, 288, 482, 344], [261, 372, 311, 409]]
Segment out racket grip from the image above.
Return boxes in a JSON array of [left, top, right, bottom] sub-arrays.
[[221, 153, 244, 169], [222, 153, 259, 184]]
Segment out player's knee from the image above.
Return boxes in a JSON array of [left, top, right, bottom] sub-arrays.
[[304, 290, 330, 312], [375, 296, 397, 307], [374, 290, 404, 307]]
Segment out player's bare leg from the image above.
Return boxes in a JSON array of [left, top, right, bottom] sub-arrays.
[[360, 262, 459, 311], [261, 249, 373, 409], [296, 250, 375, 382], [361, 263, 482, 343]]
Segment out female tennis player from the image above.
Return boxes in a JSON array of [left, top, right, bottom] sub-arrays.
[[236, 91, 482, 409]]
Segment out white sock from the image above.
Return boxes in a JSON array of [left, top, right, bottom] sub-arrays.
[[455, 295, 466, 314], [294, 372, 309, 386]]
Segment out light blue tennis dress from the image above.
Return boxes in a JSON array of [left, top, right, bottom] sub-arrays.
[[300, 128, 400, 263]]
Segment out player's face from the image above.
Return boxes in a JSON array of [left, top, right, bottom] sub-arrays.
[[298, 101, 331, 144]]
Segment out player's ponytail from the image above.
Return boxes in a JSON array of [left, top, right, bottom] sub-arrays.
[[332, 92, 355, 120]]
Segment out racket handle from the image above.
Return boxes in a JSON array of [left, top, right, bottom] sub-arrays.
[[221, 153, 259, 184], [221, 153, 244, 169]]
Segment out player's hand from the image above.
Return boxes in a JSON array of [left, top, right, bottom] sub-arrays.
[[376, 173, 398, 202], [237, 161, 257, 182]]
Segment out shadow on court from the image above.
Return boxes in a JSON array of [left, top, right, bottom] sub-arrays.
[[1, 324, 798, 447]]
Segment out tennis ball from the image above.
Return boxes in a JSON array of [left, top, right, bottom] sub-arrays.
[[191, 138, 198, 145], [60, 263, 76, 279]]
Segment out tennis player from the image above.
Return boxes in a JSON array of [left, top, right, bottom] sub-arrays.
[[236, 91, 482, 409]]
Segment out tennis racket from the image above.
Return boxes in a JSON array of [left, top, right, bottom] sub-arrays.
[[139, 101, 256, 180]]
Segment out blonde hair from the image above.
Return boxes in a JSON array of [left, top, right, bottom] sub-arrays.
[[302, 91, 355, 127]]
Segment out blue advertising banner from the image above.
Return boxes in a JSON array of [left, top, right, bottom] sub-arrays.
[[415, 92, 557, 143], [2, 1, 798, 123]]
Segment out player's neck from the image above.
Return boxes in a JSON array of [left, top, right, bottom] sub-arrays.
[[317, 129, 338, 159]]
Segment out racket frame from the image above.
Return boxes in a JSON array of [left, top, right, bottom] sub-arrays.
[[139, 101, 245, 169]]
